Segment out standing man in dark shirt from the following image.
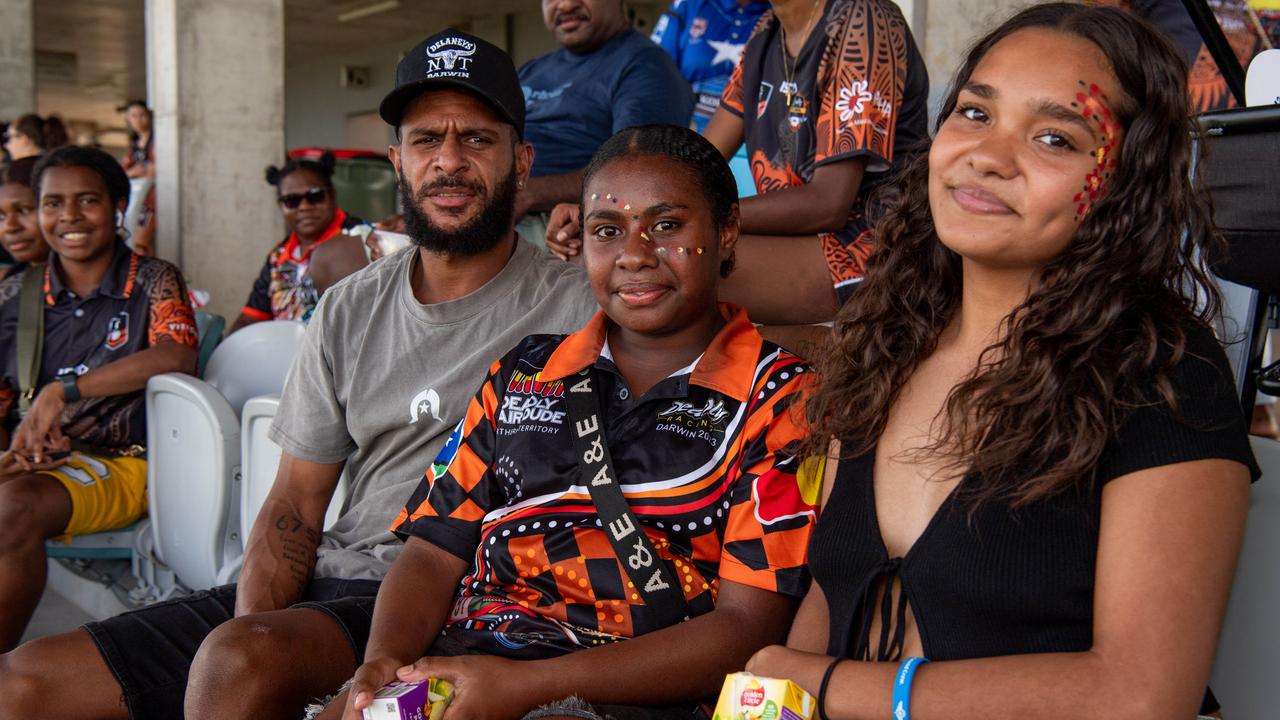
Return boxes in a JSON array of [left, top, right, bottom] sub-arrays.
[[515, 0, 694, 225], [0, 146, 197, 650]]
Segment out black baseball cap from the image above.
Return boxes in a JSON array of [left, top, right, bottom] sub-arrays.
[[379, 29, 525, 140]]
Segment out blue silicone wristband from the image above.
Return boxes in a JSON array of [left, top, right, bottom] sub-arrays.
[[892, 657, 929, 720]]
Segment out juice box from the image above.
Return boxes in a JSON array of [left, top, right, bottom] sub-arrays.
[[711, 672, 815, 720], [361, 678, 453, 720]]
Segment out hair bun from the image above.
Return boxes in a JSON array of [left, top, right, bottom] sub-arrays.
[[265, 165, 282, 186], [318, 151, 337, 176]]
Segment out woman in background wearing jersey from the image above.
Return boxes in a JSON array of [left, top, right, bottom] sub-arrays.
[[231, 153, 364, 332]]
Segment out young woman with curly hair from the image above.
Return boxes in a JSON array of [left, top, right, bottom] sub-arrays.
[[743, 4, 1259, 719]]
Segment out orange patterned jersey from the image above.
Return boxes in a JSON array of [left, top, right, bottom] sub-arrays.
[[1087, 0, 1270, 112], [393, 304, 818, 658], [0, 241, 197, 452], [721, 0, 929, 224]]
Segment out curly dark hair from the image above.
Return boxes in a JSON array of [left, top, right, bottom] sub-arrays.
[[803, 3, 1223, 507], [581, 124, 739, 277], [32, 145, 131, 209]]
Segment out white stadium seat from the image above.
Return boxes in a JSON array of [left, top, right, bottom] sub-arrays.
[[240, 394, 347, 552], [144, 321, 305, 592], [144, 373, 241, 592], [1211, 436, 1280, 715], [202, 320, 306, 416]]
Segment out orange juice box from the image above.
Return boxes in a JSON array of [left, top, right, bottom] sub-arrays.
[[361, 678, 453, 720], [711, 672, 815, 720]]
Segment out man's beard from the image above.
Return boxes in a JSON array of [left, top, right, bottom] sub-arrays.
[[398, 168, 517, 257]]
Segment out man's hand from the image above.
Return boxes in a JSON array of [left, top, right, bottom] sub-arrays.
[[545, 203, 582, 262], [398, 654, 532, 720], [343, 656, 408, 720], [375, 213, 406, 234], [11, 382, 68, 464]]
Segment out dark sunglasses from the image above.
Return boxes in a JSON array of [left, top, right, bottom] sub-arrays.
[[278, 187, 328, 209]]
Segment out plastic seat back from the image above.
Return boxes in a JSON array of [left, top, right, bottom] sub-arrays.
[[1212, 436, 1280, 715], [195, 310, 226, 376], [204, 321, 305, 415], [240, 394, 347, 550], [145, 373, 241, 590]]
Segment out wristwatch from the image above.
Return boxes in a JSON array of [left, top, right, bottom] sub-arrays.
[[59, 374, 81, 403]]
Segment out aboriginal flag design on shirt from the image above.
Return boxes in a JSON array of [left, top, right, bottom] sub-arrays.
[[721, 0, 928, 235], [393, 304, 818, 658]]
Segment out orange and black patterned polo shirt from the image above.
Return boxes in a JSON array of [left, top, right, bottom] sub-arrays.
[[393, 304, 818, 658]]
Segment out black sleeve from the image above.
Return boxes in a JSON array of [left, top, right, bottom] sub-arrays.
[[1096, 320, 1261, 485], [241, 253, 274, 319]]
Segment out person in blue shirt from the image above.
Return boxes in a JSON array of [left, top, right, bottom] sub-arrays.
[[514, 0, 694, 223], [651, 0, 769, 132]]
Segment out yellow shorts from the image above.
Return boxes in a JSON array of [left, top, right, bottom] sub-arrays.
[[38, 453, 148, 537]]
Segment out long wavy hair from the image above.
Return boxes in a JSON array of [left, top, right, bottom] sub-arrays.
[[804, 3, 1223, 507]]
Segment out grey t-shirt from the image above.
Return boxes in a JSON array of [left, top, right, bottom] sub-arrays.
[[268, 240, 598, 581]]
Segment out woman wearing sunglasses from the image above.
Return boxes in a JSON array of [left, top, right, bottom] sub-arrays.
[[231, 152, 364, 332]]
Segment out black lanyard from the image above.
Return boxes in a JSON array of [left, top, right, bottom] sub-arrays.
[[564, 367, 691, 629]]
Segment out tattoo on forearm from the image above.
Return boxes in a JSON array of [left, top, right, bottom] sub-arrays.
[[273, 512, 321, 592]]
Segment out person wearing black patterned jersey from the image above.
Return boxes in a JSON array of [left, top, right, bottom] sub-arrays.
[[231, 153, 364, 331], [0, 146, 197, 651], [708, 0, 929, 325], [329, 126, 818, 720]]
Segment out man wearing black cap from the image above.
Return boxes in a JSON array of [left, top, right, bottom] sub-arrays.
[[0, 29, 598, 720]]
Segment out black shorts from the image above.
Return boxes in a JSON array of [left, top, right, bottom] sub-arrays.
[[82, 578, 379, 720]]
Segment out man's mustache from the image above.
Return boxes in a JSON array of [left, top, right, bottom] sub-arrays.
[[413, 176, 487, 201]]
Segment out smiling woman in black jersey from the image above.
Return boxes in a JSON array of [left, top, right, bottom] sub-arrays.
[[743, 4, 1258, 719]]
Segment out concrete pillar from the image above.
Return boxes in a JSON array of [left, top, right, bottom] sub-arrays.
[[923, 0, 1031, 114], [468, 13, 510, 52], [147, 0, 285, 321], [0, 0, 35, 121], [897, 0, 927, 49]]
